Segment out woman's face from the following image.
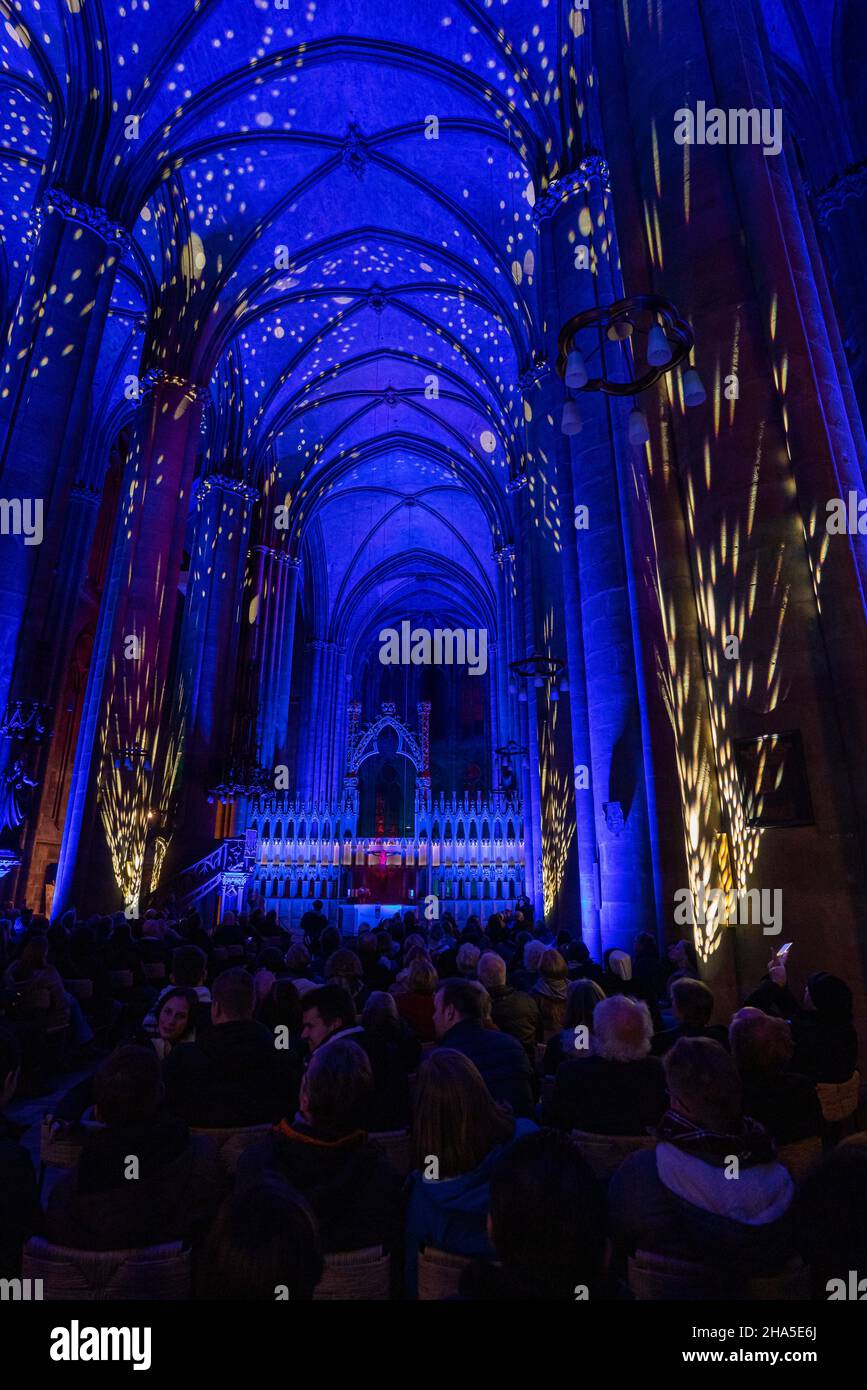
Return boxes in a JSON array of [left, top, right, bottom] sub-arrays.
[[158, 996, 191, 1043]]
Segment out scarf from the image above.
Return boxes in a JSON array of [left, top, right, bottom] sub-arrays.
[[534, 976, 568, 1001], [655, 1108, 776, 1168]]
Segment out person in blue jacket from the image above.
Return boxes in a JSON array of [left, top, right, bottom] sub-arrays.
[[404, 1048, 536, 1297]]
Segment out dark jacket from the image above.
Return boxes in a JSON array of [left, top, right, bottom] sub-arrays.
[[238, 1121, 401, 1253], [546, 1054, 668, 1136], [608, 1147, 796, 1289], [651, 1022, 729, 1057], [438, 1019, 535, 1118], [487, 984, 540, 1055], [741, 1071, 822, 1145], [404, 1116, 537, 1296], [0, 1112, 42, 1277], [163, 1019, 298, 1126], [45, 1115, 225, 1251]]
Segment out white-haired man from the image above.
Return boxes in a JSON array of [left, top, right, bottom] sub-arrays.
[[545, 994, 667, 1135], [478, 951, 540, 1058]]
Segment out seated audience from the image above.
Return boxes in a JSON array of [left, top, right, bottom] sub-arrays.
[[3, 935, 70, 1031], [510, 939, 545, 993], [651, 978, 728, 1056], [543, 978, 606, 1075], [546, 995, 667, 1135], [324, 947, 366, 1007], [729, 1008, 821, 1144], [146, 986, 199, 1060], [531, 948, 569, 1040], [238, 1039, 401, 1253], [198, 1177, 323, 1300], [0, 1027, 42, 1276], [609, 1038, 795, 1287], [46, 1046, 225, 1251], [460, 1128, 609, 1301], [163, 968, 298, 1126], [456, 942, 481, 978], [283, 944, 318, 996], [746, 957, 858, 1083], [302, 984, 415, 1127], [432, 978, 535, 1118], [394, 957, 438, 1042], [404, 1049, 536, 1296], [477, 951, 540, 1057], [795, 1144, 867, 1299], [142, 944, 211, 1034]]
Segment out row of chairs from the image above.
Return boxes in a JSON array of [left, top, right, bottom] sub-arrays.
[[19, 1237, 465, 1301]]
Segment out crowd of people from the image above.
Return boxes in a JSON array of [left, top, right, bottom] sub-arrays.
[[0, 898, 863, 1300]]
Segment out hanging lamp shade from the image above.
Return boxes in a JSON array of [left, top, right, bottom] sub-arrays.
[[683, 367, 706, 406], [628, 407, 650, 445], [565, 347, 588, 389], [647, 323, 672, 367], [561, 399, 583, 435]]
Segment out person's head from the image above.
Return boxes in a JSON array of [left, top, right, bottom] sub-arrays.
[[300, 1038, 374, 1133], [255, 946, 284, 975], [592, 995, 653, 1061], [318, 926, 341, 958], [523, 939, 545, 972], [604, 948, 633, 982], [569, 939, 591, 965], [403, 933, 425, 958], [0, 1026, 22, 1108], [477, 951, 507, 991], [211, 967, 255, 1024], [538, 948, 568, 984], [257, 978, 302, 1035], [171, 945, 207, 988], [18, 936, 49, 973], [728, 1007, 794, 1079], [488, 1129, 607, 1297], [670, 977, 714, 1029], [301, 985, 357, 1051], [486, 912, 504, 940], [456, 942, 480, 977], [93, 1046, 162, 1128], [405, 956, 438, 995], [668, 938, 698, 972], [311, 900, 323, 914], [633, 931, 659, 961], [284, 943, 310, 975], [200, 1177, 323, 1300], [324, 948, 364, 994], [432, 978, 486, 1038], [361, 990, 399, 1033], [795, 1144, 867, 1292], [664, 1037, 742, 1132], [156, 987, 198, 1045], [563, 978, 605, 1031], [412, 1049, 513, 1177], [804, 972, 853, 1022]]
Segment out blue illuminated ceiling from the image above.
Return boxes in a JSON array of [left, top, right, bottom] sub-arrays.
[[0, 0, 854, 655]]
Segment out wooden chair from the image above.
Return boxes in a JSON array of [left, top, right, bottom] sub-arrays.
[[816, 1072, 860, 1125], [570, 1129, 657, 1182], [417, 1247, 472, 1300], [189, 1123, 272, 1174], [142, 962, 166, 983], [776, 1136, 822, 1182], [628, 1249, 811, 1301], [628, 1249, 725, 1300], [368, 1129, 412, 1178], [23, 1237, 191, 1300], [38, 1117, 84, 1192], [64, 978, 93, 1002], [313, 1246, 391, 1300]]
